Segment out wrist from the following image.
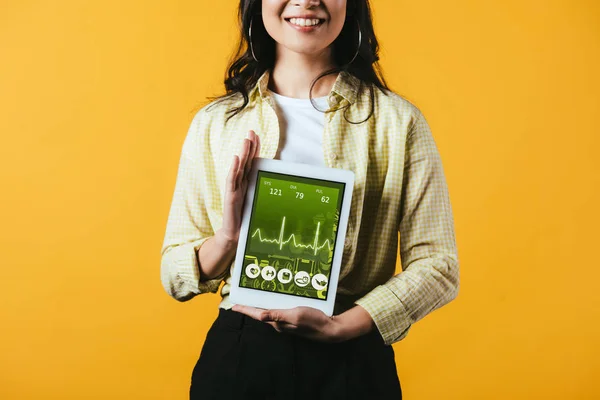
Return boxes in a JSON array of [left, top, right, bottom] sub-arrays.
[[332, 305, 376, 342]]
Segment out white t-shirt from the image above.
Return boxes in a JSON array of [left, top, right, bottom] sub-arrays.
[[269, 90, 329, 167]]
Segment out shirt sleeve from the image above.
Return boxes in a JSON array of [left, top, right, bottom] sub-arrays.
[[160, 110, 226, 302], [354, 109, 460, 346]]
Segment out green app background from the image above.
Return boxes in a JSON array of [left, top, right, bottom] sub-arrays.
[[240, 171, 345, 300]]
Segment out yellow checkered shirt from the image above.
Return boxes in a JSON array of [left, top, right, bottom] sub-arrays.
[[160, 69, 460, 346]]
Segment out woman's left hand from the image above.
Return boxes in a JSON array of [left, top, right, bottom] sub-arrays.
[[231, 304, 346, 343]]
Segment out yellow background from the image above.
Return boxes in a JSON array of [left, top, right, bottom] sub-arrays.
[[1, 0, 598, 398]]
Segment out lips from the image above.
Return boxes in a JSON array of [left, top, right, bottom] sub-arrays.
[[283, 15, 326, 21], [284, 17, 326, 28], [284, 20, 325, 33]]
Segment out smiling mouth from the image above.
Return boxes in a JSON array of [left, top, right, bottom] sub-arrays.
[[284, 18, 326, 28]]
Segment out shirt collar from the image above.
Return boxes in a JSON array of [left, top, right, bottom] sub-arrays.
[[250, 68, 361, 105]]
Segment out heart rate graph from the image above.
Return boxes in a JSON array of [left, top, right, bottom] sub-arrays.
[[251, 216, 332, 256]]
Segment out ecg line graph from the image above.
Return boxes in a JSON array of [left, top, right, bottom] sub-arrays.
[[251, 216, 332, 256]]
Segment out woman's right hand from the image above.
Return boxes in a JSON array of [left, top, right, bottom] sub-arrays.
[[215, 130, 261, 249]]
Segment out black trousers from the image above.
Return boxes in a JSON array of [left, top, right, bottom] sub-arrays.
[[190, 308, 402, 400]]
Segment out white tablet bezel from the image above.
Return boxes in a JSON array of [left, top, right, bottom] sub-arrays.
[[229, 158, 354, 316]]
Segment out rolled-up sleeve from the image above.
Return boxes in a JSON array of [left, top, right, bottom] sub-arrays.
[[160, 110, 226, 302], [354, 109, 460, 345]]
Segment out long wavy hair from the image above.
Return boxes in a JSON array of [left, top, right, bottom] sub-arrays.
[[207, 0, 390, 124]]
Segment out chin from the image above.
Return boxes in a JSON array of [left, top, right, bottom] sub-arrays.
[[285, 42, 329, 56]]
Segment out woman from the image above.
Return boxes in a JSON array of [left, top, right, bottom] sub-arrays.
[[160, 0, 460, 399]]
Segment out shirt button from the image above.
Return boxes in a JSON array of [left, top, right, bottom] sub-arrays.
[[328, 95, 337, 105], [330, 153, 338, 161]]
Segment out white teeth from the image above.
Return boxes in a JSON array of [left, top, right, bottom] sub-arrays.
[[289, 18, 321, 27]]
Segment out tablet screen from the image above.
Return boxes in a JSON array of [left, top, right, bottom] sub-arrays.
[[239, 171, 346, 301]]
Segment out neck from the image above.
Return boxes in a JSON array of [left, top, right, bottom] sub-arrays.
[[268, 45, 338, 99]]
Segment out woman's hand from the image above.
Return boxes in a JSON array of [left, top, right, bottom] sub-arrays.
[[231, 304, 345, 342], [231, 303, 376, 343], [216, 130, 260, 246]]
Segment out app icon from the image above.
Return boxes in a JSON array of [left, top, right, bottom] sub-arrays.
[[294, 271, 310, 287], [311, 273, 328, 290], [246, 263, 260, 279], [277, 268, 293, 284], [261, 265, 277, 281]]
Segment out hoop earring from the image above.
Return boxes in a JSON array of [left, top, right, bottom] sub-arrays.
[[348, 19, 362, 65], [249, 17, 259, 62]]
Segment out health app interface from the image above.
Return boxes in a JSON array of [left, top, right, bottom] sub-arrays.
[[240, 171, 345, 300]]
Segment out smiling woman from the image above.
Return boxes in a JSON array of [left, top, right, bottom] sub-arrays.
[[160, 0, 460, 399], [209, 0, 388, 124], [264, 0, 345, 48]]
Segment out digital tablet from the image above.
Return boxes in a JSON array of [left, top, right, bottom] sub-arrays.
[[229, 158, 354, 316]]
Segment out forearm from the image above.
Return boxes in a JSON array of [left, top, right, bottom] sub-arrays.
[[197, 229, 238, 281], [350, 108, 460, 346], [354, 253, 459, 345]]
